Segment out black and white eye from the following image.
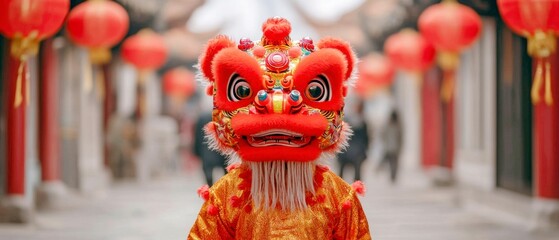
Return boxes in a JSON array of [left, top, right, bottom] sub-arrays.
[[305, 75, 331, 102], [227, 73, 252, 101]]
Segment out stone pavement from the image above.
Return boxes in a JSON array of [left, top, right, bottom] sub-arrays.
[[0, 167, 558, 240]]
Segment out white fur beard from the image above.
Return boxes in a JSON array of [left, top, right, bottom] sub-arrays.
[[247, 161, 316, 211]]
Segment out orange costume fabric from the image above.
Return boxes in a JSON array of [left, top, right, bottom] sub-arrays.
[[189, 164, 370, 239], [188, 17, 371, 239]]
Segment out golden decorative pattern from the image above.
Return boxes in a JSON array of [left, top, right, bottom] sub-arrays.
[[188, 165, 371, 239]]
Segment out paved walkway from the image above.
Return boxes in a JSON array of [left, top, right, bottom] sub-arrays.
[[0, 167, 558, 240]]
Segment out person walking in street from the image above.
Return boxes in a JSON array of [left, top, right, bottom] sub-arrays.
[[381, 109, 403, 183], [338, 100, 370, 182]]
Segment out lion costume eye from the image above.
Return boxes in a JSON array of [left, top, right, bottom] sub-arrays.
[[228, 73, 252, 101], [305, 75, 331, 102]]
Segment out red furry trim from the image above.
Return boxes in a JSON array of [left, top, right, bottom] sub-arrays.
[[342, 200, 352, 210], [317, 37, 356, 81], [199, 35, 236, 82], [212, 48, 263, 111], [262, 17, 291, 44], [207, 204, 219, 216], [205, 85, 213, 96], [197, 184, 210, 201], [293, 49, 347, 111], [351, 181, 366, 196]]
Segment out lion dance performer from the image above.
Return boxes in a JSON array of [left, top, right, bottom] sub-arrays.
[[188, 17, 371, 239]]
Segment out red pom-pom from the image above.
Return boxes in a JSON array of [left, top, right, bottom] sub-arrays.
[[351, 181, 366, 196], [288, 46, 301, 58], [207, 204, 219, 216], [253, 46, 266, 58], [316, 194, 326, 203], [229, 195, 242, 207], [342, 200, 352, 210], [244, 204, 252, 213], [206, 85, 213, 96], [226, 163, 240, 172], [262, 17, 291, 43], [306, 195, 315, 205], [197, 184, 210, 201], [316, 165, 330, 172], [199, 35, 235, 81]]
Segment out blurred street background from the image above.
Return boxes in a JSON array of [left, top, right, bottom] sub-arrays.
[[1, 0, 559, 239]]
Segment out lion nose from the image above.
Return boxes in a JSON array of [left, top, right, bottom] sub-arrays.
[[253, 90, 303, 114]]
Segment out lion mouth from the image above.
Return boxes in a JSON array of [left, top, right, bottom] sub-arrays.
[[245, 129, 312, 147]]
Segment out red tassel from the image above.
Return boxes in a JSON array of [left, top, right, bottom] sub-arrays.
[[197, 184, 210, 201], [342, 200, 352, 210], [229, 195, 241, 208], [207, 204, 219, 216], [351, 181, 366, 196]]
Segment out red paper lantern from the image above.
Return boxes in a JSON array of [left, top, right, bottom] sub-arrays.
[[121, 30, 168, 71], [498, 0, 559, 105], [0, 0, 69, 58], [384, 29, 436, 73], [418, 0, 482, 54], [66, 0, 129, 64], [0, 0, 69, 107], [163, 67, 196, 99], [355, 53, 395, 98], [418, 0, 482, 102]]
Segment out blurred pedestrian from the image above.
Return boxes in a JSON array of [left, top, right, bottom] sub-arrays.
[[338, 100, 370, 181], [193, 111, 227, 186], [381, 110, 402, 183]]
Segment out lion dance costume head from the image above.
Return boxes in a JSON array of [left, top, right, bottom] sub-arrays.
[[199, 17, 356, 211]]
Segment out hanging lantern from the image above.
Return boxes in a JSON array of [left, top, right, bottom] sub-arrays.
[[121, 29, 168, 72], [66, 0, 129, 65], [498, 0, 559, 105], [0, 0, 70, 107], [163, 67, 196, 100], [354, 53, 395, 98], [384, 29, 436, 73], [418, 0, 482, 102], [121, 29, 168, 118]]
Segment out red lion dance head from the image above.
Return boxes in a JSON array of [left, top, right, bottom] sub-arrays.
[[199, 17, 356, 210], [201, 17, 355, 162]]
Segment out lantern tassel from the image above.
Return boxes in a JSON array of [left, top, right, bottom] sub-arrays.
[[83, 59, 93, 93], [96, 66, 105, 100], [544, 60, 553, 105], [440, 70, 455, 103], [531, 58, 544, 104], [26, 64, 30, 106], [13, 62, 24, 108]]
